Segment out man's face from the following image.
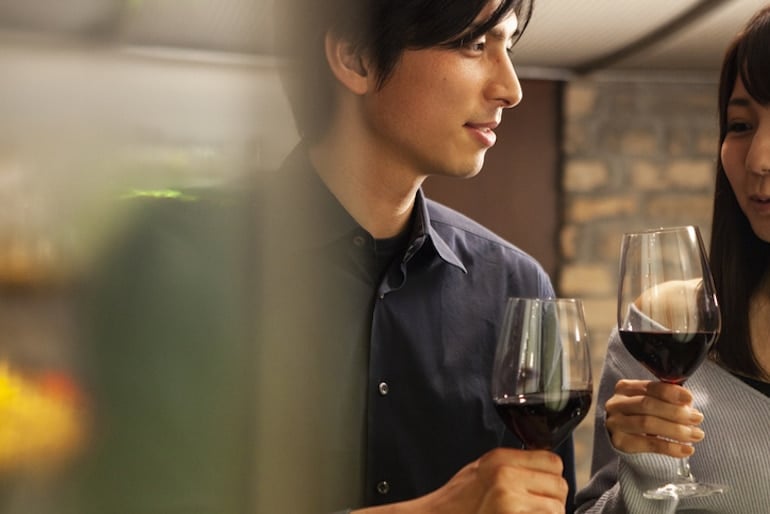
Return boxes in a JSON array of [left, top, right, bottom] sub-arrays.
[[360, 4, 522, 181]]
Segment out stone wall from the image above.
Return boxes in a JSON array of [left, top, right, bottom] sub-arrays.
[[559, 78, 719, 488]]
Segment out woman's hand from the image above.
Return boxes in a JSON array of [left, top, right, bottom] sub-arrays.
[[604, 379, 705, 457]]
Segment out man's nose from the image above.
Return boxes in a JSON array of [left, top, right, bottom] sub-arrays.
[[492, 57, 523, 109]]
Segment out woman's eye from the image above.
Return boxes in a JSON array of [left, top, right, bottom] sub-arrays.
[[727, 121, 752, 133]]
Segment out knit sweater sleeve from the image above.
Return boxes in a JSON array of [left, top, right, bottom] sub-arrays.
[[575, 330, 682, 514]]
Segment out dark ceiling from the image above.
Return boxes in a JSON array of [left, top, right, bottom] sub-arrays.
[[0, 0, 767, 78]]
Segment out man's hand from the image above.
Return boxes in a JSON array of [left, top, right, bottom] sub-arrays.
[[354, 447, 568, 514]]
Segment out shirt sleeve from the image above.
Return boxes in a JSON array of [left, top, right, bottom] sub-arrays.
[[574, 331, 681, 514]]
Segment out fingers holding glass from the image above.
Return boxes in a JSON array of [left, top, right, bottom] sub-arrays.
[[605, 382, 705, 457]]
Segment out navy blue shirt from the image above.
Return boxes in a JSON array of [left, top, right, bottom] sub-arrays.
[[71, 145, 575, 514], [264, 145, 577, 511]]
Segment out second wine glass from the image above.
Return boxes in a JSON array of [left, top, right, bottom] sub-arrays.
[[617, 225, 724, 499], [491, 297, 593, 451]]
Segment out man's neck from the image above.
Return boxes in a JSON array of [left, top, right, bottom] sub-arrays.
[[308, 135, 423, 240]]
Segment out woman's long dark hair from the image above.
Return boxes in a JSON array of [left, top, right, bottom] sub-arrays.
[[709, 6, 770, 377]]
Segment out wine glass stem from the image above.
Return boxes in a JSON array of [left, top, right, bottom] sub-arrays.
[[677, 456, 695, 482]]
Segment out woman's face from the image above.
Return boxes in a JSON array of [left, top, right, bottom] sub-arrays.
[[721, 76, 770, 242]]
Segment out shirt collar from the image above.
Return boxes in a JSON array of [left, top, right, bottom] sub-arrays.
[[274, 144, 467, 274], [411, 189, 467, 274]]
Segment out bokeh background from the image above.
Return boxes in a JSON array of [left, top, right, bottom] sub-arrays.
[[0, 0, 766, 505]]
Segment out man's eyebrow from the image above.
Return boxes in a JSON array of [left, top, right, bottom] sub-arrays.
[[487, 26, 519, 42], [453, 17, 519, 46]]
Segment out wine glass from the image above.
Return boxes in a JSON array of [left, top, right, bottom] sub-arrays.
[[617, 225, 724, 499], [491, 297, 593, 451]]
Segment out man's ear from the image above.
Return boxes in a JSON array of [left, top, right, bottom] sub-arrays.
[[324, 31, 370, 96]]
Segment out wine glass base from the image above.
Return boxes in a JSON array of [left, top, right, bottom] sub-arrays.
[[643, 481, 726, 500]]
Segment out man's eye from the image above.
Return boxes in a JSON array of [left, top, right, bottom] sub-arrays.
[[464, 40, 486, 52]]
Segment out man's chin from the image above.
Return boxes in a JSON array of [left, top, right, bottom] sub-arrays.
[[462, 156, 486, 178], [426, 153, 486, 179], [461, 166, 484, 179]]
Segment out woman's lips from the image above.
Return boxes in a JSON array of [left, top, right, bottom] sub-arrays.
[[749, 194, 770, 214]]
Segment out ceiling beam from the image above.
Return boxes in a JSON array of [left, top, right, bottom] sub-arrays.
[[573, 0, 729, 75]]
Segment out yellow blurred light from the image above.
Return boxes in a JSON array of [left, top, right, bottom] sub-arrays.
[[0, 362, 85, 474]]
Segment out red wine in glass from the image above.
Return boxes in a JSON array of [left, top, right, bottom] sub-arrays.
[[491, 297, 593, 451], [618, 331, 716, 385], [493, 389, 592, 450]]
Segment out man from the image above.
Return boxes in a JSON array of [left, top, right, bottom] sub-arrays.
[[260, 0, 576, 512], [69, 1, 573, 513]]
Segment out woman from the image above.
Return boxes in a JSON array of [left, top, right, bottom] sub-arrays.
[[576, 6, 770, 513]]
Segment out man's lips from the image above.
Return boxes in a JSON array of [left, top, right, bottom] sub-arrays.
[[465, 121, 500, 147]]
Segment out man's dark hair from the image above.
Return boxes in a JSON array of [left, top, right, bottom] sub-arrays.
[[709, 5, 770, 377], [273, 0, 533, 142]]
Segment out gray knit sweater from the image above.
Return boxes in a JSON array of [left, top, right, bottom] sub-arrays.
[[576, 330, 770, 513]]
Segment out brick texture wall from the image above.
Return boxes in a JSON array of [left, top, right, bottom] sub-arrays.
[[560, 78, 719, 488]]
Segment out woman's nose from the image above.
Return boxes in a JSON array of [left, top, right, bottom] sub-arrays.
[[746, 125, 770, 176]]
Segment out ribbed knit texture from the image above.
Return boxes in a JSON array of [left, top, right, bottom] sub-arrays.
[[576, 330, 770, 513]]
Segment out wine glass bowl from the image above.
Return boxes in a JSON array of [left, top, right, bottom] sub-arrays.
[[617, 226, 724, 499], [491, 297, 592, 451]]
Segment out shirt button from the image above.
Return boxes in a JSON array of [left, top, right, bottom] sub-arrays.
[[376, 481, 390, 495], [378, 382, 389, 396], [353, 235, 366, 247]]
